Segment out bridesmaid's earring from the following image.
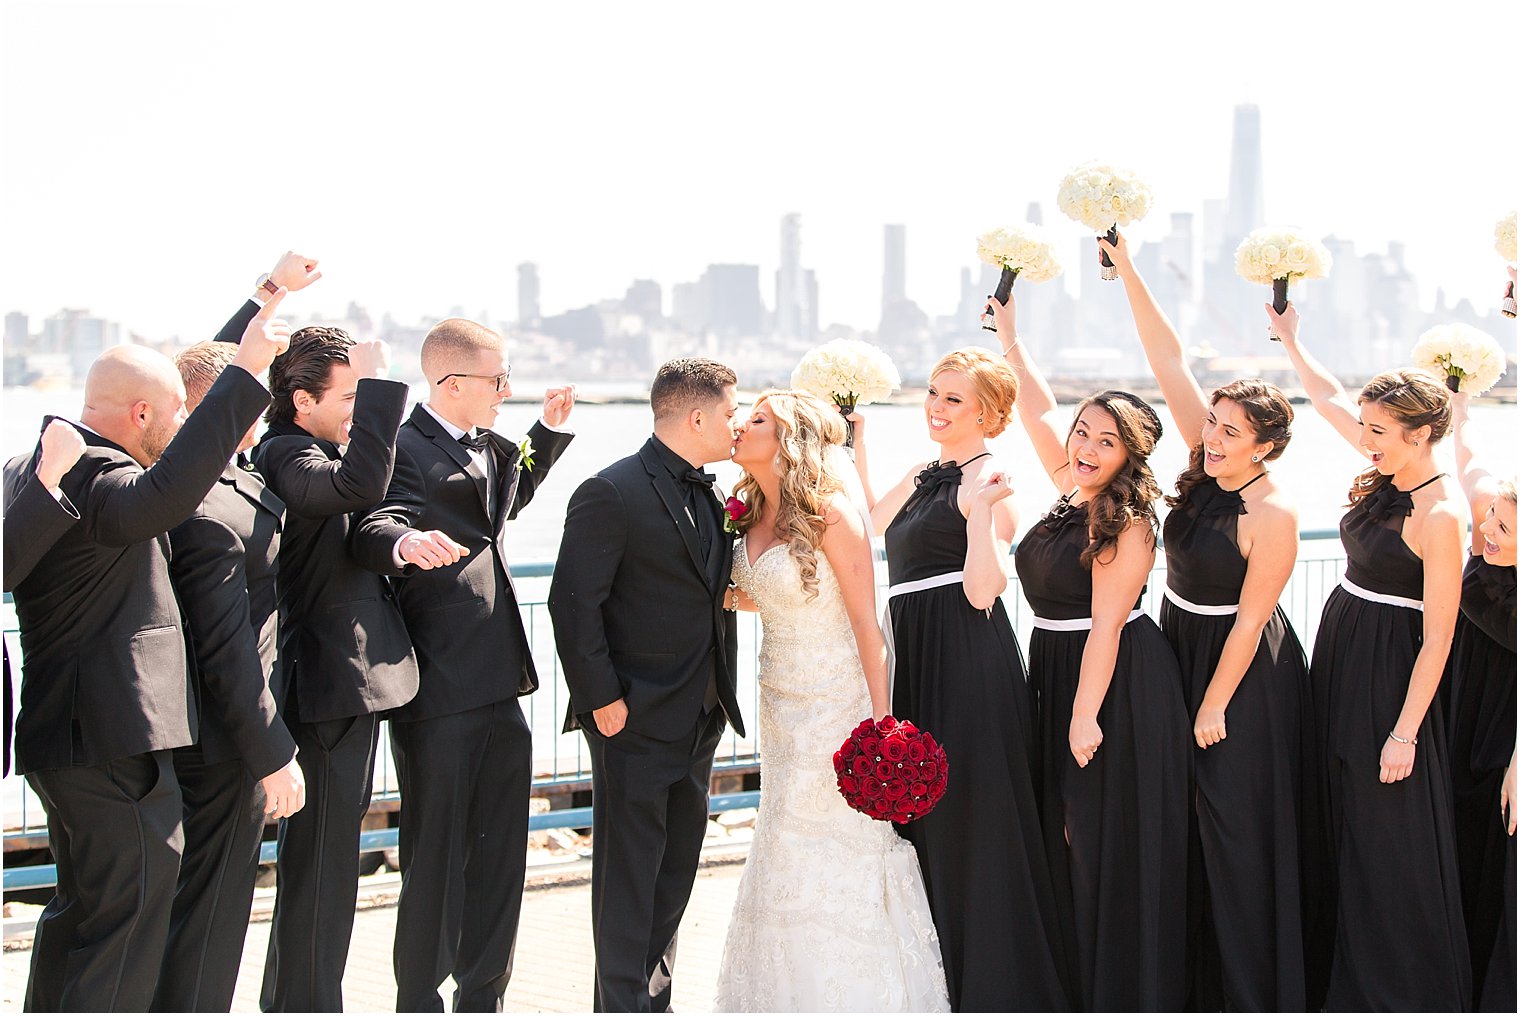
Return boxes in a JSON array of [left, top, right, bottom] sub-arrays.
[[977, 416, 984, 425], [1251, 454, 1260, 463]]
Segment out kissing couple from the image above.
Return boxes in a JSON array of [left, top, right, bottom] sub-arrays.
[[549, 357, 949, 1012]]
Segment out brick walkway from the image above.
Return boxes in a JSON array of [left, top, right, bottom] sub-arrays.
[[2, 855, 747, 1013]]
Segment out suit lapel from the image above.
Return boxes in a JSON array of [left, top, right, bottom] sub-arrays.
[[230, 458, 285, 525], [411, 405, 489, 518], [639, 443, 706, 580], [485, 434, 521, 533]]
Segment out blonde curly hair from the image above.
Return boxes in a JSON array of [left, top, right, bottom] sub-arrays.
[[732, 389, 848, 601]]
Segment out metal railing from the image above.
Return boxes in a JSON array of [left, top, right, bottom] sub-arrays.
[[2, 531, 1348, 891]]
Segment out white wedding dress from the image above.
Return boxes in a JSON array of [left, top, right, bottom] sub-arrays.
[[713, 539, 949, 1013]]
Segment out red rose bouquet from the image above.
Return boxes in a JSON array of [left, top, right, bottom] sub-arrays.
[[832, 716, 948, 823]]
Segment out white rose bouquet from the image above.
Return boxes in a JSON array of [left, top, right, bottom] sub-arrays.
[[975, 223, 1063, 332], [1411, 324, 1507, 395], [1056, 161, 1153, 280], [1495, 211, 1516, 318], [1234, 226, 1333, 340], [791, 339, 901, 446]]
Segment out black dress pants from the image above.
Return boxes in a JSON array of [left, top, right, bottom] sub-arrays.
[[25, 750, 183, 1012], [581, 709, 725, 1013], [260, 712, 378, 1013], [152, 744, 269, 1012], [390, 698, 532, 1012]]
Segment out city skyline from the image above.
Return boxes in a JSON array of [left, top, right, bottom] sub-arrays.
[[1, 2, 1515, 343]]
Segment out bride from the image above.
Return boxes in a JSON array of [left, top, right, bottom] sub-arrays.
[[713, 389, 949, 1012]]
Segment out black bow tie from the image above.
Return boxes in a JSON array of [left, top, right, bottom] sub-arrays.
[[682, 468, 716, 489], [459, 431, 490, 452], [1361, 482, 1415, 523]]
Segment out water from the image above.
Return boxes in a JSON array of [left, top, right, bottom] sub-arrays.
[[5, 384, 1516, 556]]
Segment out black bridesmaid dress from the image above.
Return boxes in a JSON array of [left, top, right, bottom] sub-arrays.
[[885, 457, 1073, 1011], [1159, 475, 1312, 1011], [1012, 494, 1190, 1011], [1309, 477, 1470, 1009], [1446, 554, 1516, 1011]]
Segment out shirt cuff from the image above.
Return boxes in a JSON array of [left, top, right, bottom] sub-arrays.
[[392, 532, 412, 569], [538, 417, 573, 435]]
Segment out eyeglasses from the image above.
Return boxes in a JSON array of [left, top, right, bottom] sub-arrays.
[[434, 368, 511, 391]]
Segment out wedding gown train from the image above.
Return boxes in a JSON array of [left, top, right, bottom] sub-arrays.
[[712, 539, 949, 1013]]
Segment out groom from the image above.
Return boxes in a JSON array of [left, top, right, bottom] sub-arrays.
[[549, 357, 745, 1012]]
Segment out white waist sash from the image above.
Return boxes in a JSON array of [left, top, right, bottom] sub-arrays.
[[1163, 586, 1239, 616], [1339, 575, 1423, 611], [886, 570, 965, 600], [1031, 607, 1145, 631]]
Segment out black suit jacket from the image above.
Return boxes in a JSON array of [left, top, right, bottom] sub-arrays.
[[168, 460, 296, 778], [3, 473, 80, 592], [548, 437, 743, 741], [250, 378, 418, 723], [351, 406, 573, 722], [3, 367, 270, 773]]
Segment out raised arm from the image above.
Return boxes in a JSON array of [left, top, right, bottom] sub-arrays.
[[989, 290, 1070, 489], [821, 494, 890, 720], [1270, 302, 1363, 450], [3, 420, 85, 590], [1102, 231, 1208, 444], [1451, 392, 1501, 554], [1069, 522, 1154, 768]]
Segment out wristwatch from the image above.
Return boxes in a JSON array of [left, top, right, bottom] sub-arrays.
[[255, 273, 279, 296]]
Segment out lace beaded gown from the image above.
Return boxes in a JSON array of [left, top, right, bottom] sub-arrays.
[[712, 539, 949, 1013], [1159, 476, 1312, 1011], [883, 459, 1074, 1011], [1307, 478, 1470, 1010], [1445, 554, 1516, 1011], [1012, 495, 1191, 1011]]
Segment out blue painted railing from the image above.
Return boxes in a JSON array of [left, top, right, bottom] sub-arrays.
[[2, 532, 1347, 891]]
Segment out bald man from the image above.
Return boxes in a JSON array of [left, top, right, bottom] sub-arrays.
[[2, 299, 290, 1012]]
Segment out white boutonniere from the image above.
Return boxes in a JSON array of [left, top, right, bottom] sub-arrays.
[[517, 435, 536, 471]]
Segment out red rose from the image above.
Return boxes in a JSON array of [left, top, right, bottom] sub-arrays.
[[906, 740, 927, 762], [920, 761, 938, 782], [884, 779, 909, 800], [832, 751, 847, 774], [921, 733, 939, 753], [852, 719, 875, 739], [881, 737, 908, 762], [859, 735, 882, 758], [877, 715, 898, 733], [909, 781, 928, 798], [892, 811, 912, 823], [838, 775, 858, 794], [874, 760, 895, 781], [861, 776, 884, 800], [725, 496, 746, 522]]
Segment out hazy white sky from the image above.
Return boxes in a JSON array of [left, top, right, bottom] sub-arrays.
[[2, 0, 1516, 340]]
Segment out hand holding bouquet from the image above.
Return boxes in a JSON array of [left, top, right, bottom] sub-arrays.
[[1495, 211, 1516, 318], [1234, 227, 1332, 340], [975, 223, 1063, 332], [833, 716, 948, 823], [1056, 161, 1153, 280], [791, 339, 901, 447], [1411, 324, 1506, 395]]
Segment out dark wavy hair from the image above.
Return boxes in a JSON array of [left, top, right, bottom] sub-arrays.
[[1168, 378, 1294, 509], [1069, 390, 1164, 568], [1346, 369, 1452, 506], [265, 326, 354, 425]]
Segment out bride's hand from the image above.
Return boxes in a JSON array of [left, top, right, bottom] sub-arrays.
[[973, 470, 1014, 506]]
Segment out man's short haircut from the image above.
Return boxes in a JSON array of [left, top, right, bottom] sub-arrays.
[[649, 358, 738, 423], [174, 341, 239, 410], [266, 326, 354, 425], [420, 318, 504, 380]]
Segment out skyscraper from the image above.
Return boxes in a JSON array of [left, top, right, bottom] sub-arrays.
[[882, 224, 907, 312], [1223, 104, 1265, 255], [517, 262, 541, 327], [775, 213, 806, 339]]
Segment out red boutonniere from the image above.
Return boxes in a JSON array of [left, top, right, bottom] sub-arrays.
[[722, 496, 746, 535]]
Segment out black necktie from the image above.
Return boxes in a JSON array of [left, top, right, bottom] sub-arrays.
[[459, 431, 490, 452]]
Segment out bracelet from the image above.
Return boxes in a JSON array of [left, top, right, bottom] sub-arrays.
[[1001, 338, 1019, 355], [1387, 730, 1417, 745]]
